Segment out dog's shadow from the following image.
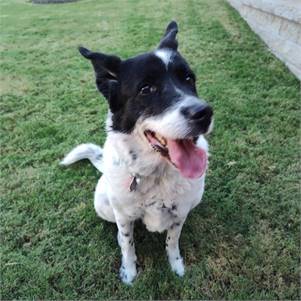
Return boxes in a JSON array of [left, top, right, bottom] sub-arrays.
[[99, 198, 237, 282], [101, 219, 167, 268]]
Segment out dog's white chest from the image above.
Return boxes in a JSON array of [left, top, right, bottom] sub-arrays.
[[141, 174, 205, 232], [101, 133, 207, 232], [141, 197, 181, 232], [105, 167, 205, 232]]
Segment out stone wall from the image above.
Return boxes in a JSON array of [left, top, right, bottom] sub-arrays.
[[227, 0, 301, 80]]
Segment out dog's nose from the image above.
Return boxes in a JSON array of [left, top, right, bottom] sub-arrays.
[[181, 104, 213, 135], [181, 104, 213, 121]]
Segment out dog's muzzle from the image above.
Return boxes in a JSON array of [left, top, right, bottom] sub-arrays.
[[181, 104, 213, 136]]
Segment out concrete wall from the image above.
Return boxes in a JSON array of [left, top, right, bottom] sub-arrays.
[[227, 0, 301, 80]]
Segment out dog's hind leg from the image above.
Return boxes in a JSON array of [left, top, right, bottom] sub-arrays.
[[94, 176, 115, 223], [166, 220, 185, 277]]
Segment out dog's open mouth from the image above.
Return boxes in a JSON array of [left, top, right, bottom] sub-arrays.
[[144, 130, 207, 179]]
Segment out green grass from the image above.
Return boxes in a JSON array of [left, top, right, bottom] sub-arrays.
[[1, 0, 300, 299]]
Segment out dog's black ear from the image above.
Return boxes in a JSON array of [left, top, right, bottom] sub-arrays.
[[79, 46, 121, 78], [78, 46, 122, 103], [158, 21, 178, 50]]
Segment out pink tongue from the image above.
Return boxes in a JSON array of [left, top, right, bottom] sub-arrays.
[[167, 139, 207, 179]]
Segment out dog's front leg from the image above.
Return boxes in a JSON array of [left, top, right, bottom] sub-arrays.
[[166, 221, 185, 277], [115, 217, 137, 284]]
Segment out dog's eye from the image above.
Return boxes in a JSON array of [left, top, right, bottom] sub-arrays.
[[140, 85, 157, 95], [185, 75, 195, 85]]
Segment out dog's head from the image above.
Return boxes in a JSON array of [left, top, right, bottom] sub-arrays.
[[79, 21, 213, 179]]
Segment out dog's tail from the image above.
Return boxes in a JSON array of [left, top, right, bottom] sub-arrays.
[[60, 143, 104, 172]]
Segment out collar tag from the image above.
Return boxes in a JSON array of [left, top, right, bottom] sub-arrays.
[[129, 175, 141, 192], [129, 176, 137, 192]]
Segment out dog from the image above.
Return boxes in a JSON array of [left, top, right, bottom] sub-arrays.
[[61, 21, 213, 284]]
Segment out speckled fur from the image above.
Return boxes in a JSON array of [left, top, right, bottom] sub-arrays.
[[99, 116, 208, 231], [61, 21, 212, 284], [62, 112, 209, 284]]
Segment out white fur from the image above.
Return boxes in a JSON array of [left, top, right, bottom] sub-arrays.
[[61, 111, 209, 284], [142, 96, 208, 139], [207, 117, 214, 134], [60, 143, 103, 172], [155, 49, 173, 68]]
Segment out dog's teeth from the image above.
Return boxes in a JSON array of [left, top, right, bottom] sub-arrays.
[[154, 133, 167, 146], [159, 138, 167, 146]]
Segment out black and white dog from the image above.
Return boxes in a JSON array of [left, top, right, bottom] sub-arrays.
[[61, 21, 213, 284]]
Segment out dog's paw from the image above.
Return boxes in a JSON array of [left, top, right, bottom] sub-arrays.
[[119, 264, 137, 285], [169, 256, 185, 277]]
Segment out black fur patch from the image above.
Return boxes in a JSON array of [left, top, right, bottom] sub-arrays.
[[129, 150, 137, 160], [79, 21, 212, 135]]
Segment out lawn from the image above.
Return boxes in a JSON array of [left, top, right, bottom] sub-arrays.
[[1, 0, 300, 299]]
